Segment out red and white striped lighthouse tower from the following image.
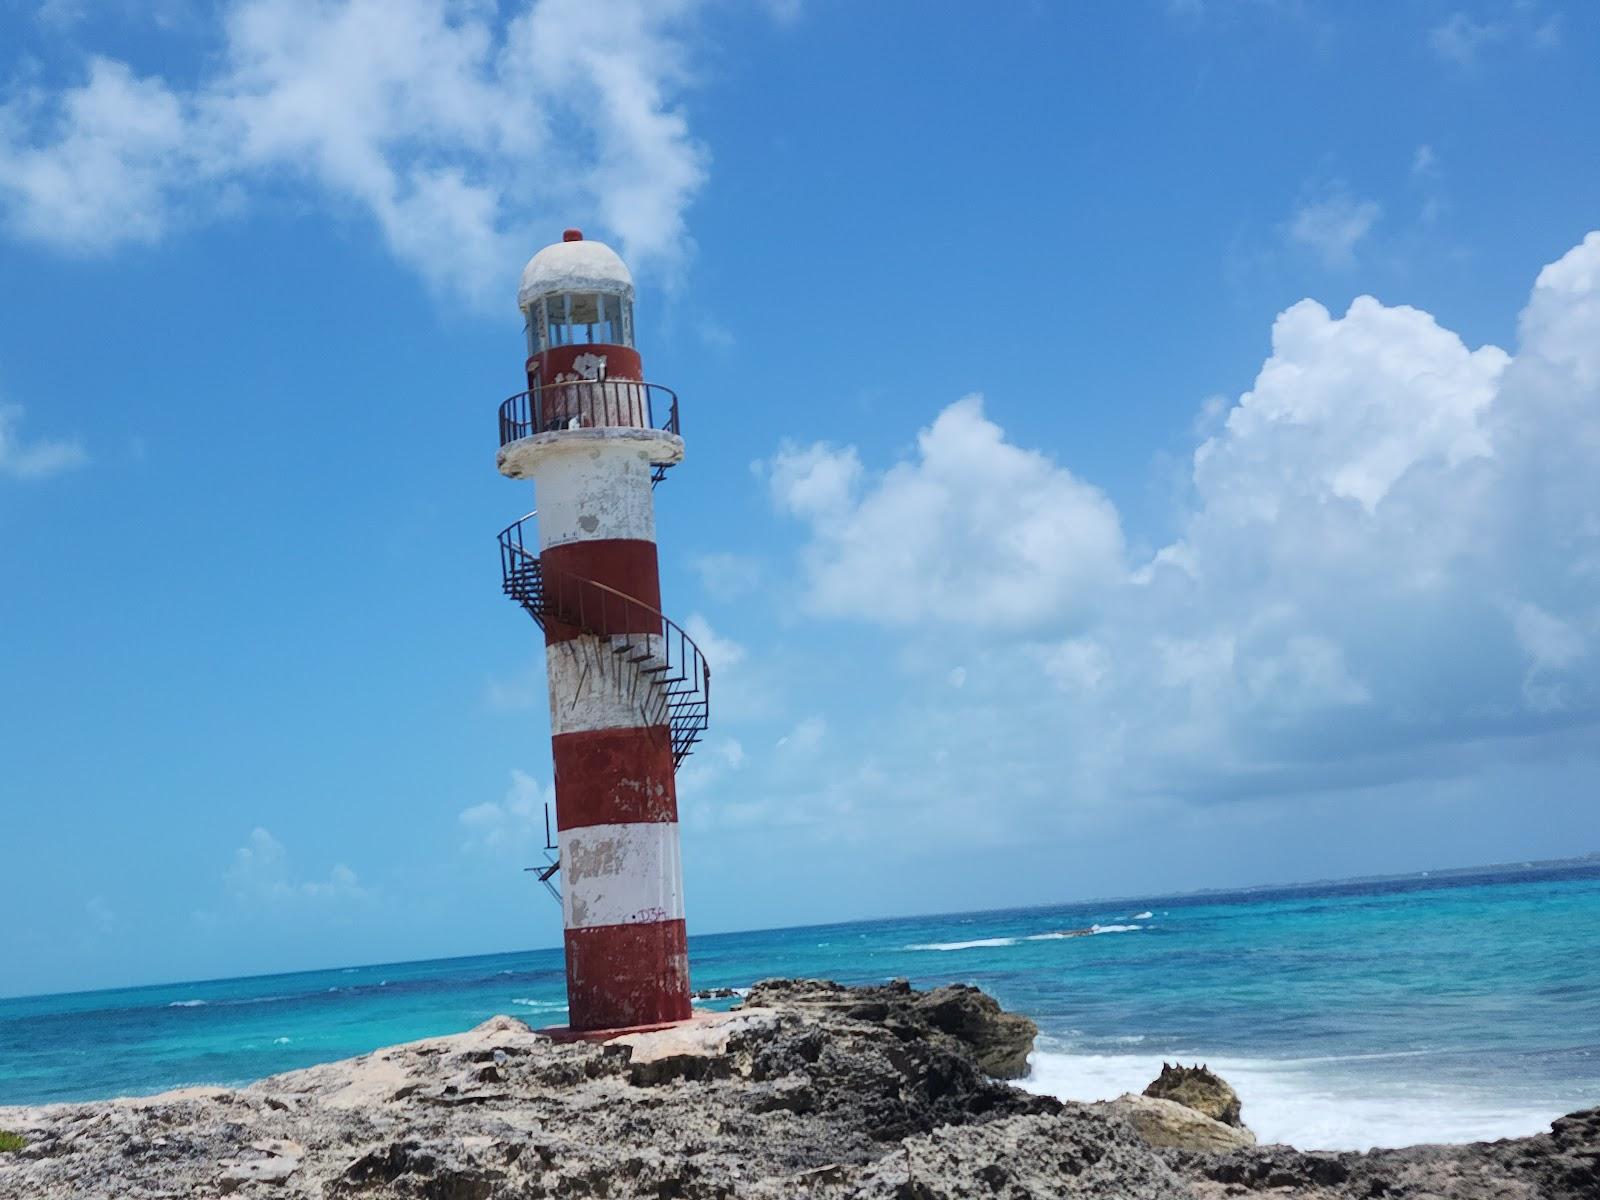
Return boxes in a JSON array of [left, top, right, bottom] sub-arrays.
[[495, 229, 709, 1034]]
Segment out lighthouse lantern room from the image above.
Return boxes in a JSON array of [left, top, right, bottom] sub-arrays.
[[495, 229, 709, 1036]]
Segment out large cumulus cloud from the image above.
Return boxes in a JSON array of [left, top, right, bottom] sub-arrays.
[[762, 234, 1600, 829]]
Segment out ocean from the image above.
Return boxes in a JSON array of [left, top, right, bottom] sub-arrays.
[[3, 863, 1598, 1152]]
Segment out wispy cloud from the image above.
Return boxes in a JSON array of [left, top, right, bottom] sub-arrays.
[[0, 0, 725, 302], [1285, 187, 1380, 267], [224, 827, 371, 904], [1429, 7, 1562, 67], [458, 769, 554, 853], [1428, 12, 1506, 65], [0, 404, 87, 480]]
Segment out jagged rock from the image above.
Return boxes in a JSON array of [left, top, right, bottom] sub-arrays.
[[742, 976, 1039, 1079], [1144, 1062, 1244, 1126], [1100, 1093, 1257, 1153], [835, 1109, 1194, 1199]]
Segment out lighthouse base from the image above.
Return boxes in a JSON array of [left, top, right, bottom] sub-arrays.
[[537, 1010, 723, 1044]]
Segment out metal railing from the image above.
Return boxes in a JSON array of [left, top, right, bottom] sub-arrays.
[[498, 513, 710, 766], [498, 379, 679, 446]]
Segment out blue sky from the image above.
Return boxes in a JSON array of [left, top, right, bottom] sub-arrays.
[[1, 0, 1597, 998]]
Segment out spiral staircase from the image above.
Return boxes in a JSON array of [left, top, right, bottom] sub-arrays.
[[497, 380, 708, 901], [497, 512, 710, 767]]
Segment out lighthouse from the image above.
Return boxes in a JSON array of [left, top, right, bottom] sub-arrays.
[[495, 229, 709, 1034]]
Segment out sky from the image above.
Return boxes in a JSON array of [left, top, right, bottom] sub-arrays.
[[1, 0, 1597, 999]]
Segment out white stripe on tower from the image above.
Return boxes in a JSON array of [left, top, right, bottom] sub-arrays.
[[559, 823, 685, 929]]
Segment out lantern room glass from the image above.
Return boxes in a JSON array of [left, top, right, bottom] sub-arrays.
[[527, 292, 635, 352]]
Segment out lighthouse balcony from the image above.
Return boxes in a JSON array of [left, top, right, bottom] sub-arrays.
[[497, 379, 682, 484]]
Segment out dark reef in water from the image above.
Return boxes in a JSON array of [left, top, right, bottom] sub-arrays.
[[0, 978, 1594, 1198]]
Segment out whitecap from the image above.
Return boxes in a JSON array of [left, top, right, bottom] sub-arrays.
[[1020, 1049, 1567, 1151], [272, 1037, 291, 1045], [905, 937, 1018, 951], [1132, 911, 1154, 920], [1022, 924, 1143, 941], [167, 1000, 206, 1007], [510, 998, 565, 1009]]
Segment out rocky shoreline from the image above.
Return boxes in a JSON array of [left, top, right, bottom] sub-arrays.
[[1, 978, 1594, 1198]]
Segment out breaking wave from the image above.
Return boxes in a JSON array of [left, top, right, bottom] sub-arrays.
[[904, 937, 1019, 951], [167, 1000, 206, 1007], [1021, 1047, 1564, 1151], [907, 924, 1145, 951]]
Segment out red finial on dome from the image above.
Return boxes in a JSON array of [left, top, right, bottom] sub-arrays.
[[562, 228, 583, 242]]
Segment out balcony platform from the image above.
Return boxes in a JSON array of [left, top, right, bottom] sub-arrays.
[[496, 424, 684, 480]]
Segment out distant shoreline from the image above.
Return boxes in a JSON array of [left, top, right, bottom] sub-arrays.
[[1108, 850, 1600, 905]]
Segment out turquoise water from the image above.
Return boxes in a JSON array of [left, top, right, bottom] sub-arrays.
[[3, 864, 1598, 1150]]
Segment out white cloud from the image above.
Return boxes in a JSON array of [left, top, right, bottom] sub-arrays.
[[1191, 295, 1504, 518], [0, 404, 86, 479], [0, 0, 718, 301], [768, 396, 1125, 632], [751, 232, 1600, 832], [764, 440, 862, 519], [1428, 8, 1562, 66], [1286, 188, 1380, 267], [459, 768, 553, 852], [681, 612, 780, 721], [1428, 12, 1505, 65], [0, 57, 195, 251], [225, 827, 371, 903]]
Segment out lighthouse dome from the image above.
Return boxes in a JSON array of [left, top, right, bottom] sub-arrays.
[[518, 231, 634, 312]]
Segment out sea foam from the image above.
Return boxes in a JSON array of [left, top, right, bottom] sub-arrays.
[[1021, 1048, 1565, 1151], [905, 937, 1018, 951], [909, 924, 1146, 951]]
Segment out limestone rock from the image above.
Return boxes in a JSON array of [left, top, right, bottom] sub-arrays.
[[1144, 1061, 1244, 1127], [1101, 1092, 1257, 1153], [218, 1150, 300, 1191], [742, 976, 1039, 1079], [836, 1109, 1196, 1199]]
